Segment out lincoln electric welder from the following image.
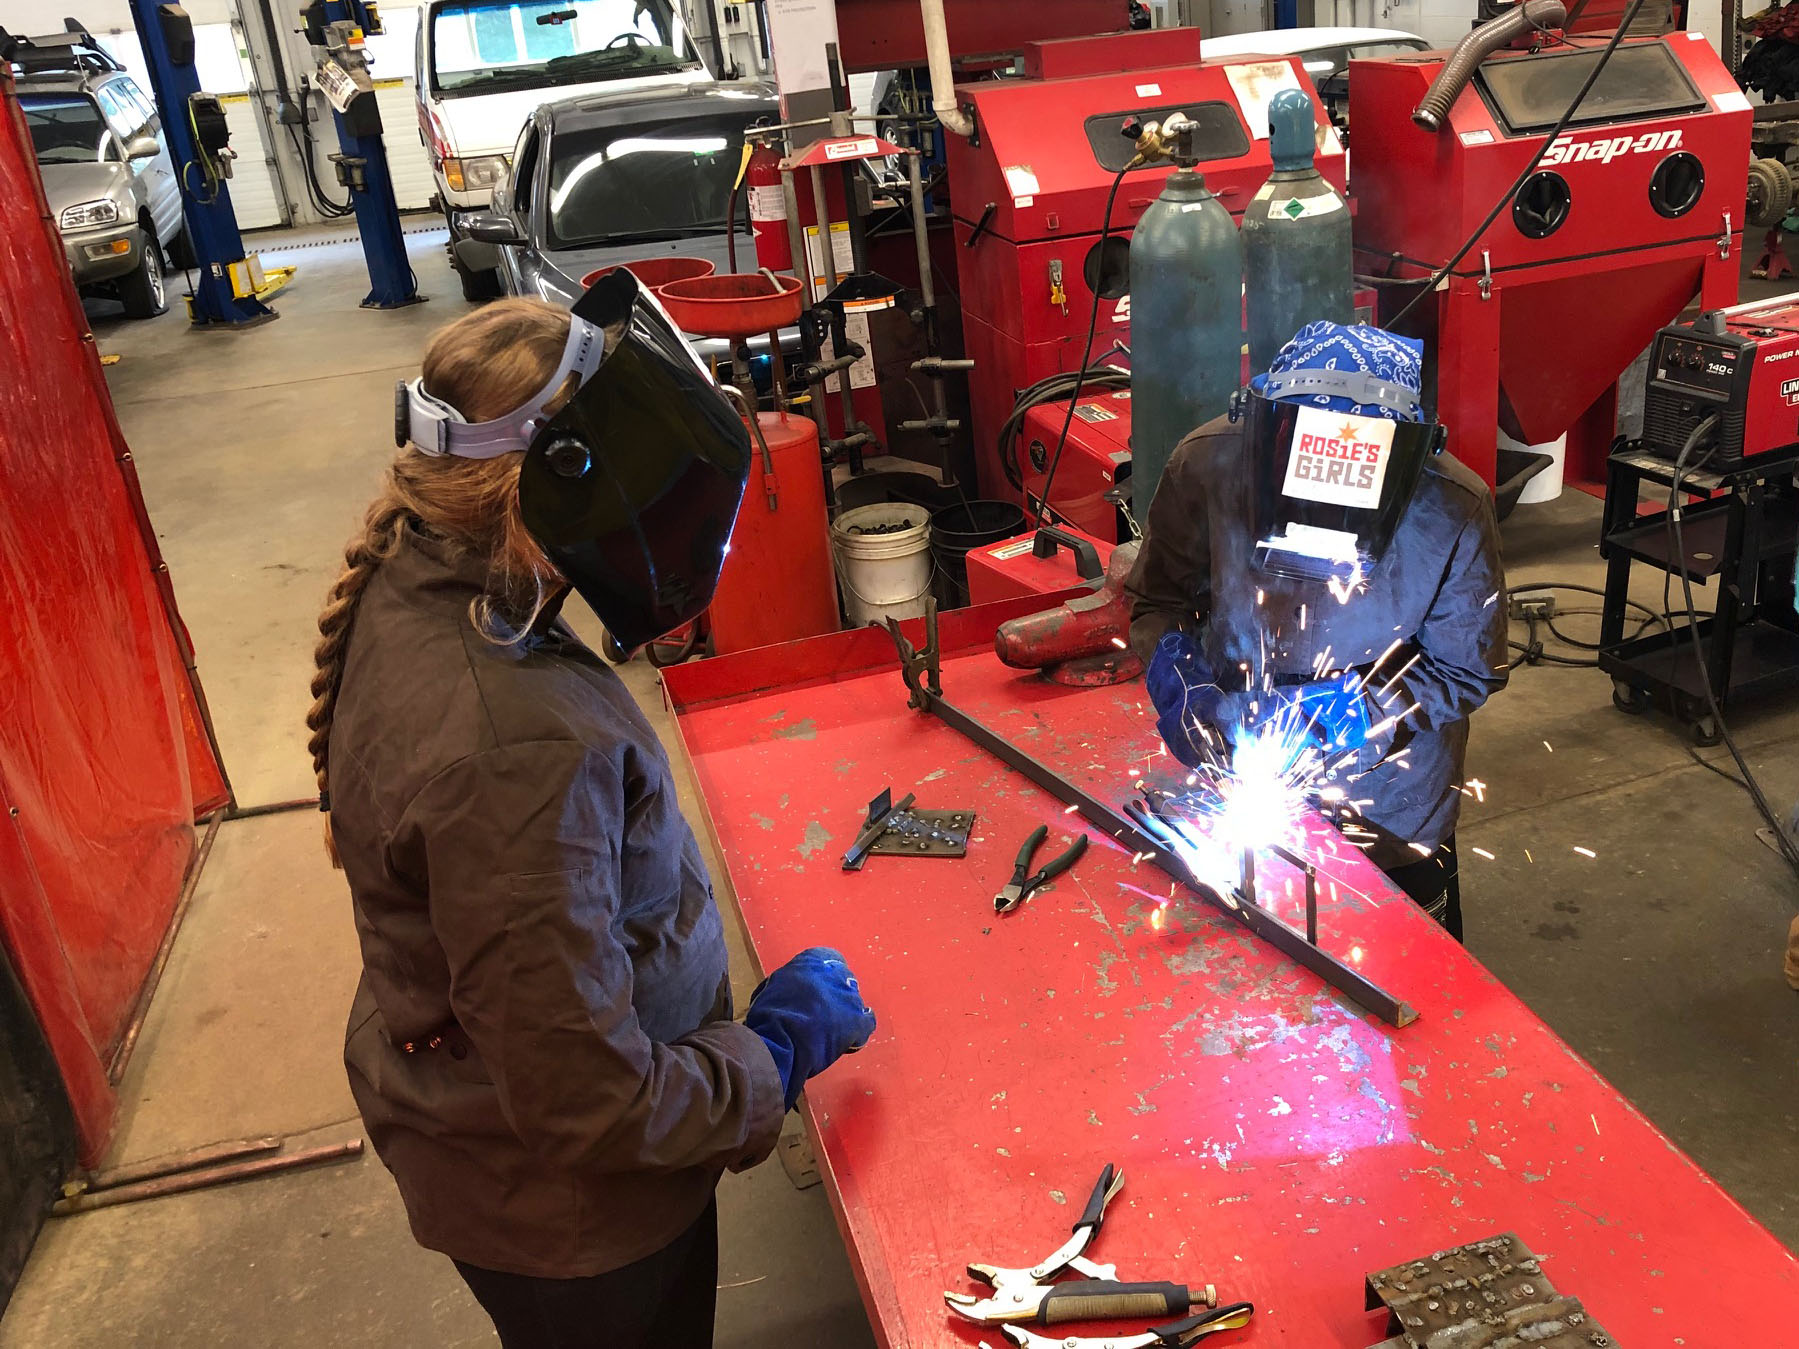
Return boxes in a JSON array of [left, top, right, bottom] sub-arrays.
[[1642, 296, 1799, 466]]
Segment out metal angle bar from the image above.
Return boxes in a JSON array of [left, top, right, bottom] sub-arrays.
[[885, 615, 1415, 1028]]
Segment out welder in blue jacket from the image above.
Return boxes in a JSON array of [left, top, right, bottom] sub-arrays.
[[1125, 322, 1508, 937]]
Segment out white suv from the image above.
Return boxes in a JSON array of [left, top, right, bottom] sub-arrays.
[[417, 0, 713, 299]]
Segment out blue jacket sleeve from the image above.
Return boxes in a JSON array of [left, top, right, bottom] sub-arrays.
[[1379, 506, 1510, 733]]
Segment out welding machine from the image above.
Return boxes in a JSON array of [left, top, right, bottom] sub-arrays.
[[1016, 388, 1135, 542], [1642, 296, 1799, 466]]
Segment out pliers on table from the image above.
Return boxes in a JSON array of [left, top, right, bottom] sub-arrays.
[[995, 825, 1090, 914], [945, 1165, 1215, 1327], [1000, 1302, 1256, 1348]]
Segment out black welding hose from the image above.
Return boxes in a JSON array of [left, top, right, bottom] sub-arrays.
[[1412, 0, 1567, 131], [1665, 417, 1799, 887], [1032, 165, 1130, 529]]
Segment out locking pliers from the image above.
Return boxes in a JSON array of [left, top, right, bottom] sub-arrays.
[[945, 1165, 1216, 1327]]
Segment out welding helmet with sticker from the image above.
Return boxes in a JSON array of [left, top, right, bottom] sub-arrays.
[[1232, 321, 1442, 582], [395, 270, 751, 650]]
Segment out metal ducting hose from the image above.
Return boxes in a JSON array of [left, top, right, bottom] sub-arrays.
[[921, 0, 975, 138], [1412, 0, 1568, 132]]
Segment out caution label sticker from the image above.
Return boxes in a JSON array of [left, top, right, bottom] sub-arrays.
[[1266, 194, 1344, 220], [1281, 407, 1394, 509], [1004, 164, 1041, 206], [1074, 403, 1119, 423], [749, 184, 786, 221]]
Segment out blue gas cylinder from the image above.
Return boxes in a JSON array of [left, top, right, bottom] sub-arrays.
[[1128, 166, 1242, 529], [1243, 88, 1353, 373]]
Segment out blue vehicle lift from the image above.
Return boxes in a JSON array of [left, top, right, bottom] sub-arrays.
[[129, 0, 276, 326], [300, 0, 423, 309]]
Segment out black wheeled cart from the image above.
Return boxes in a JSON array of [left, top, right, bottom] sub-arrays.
[[1599, 444, 1799, 745]]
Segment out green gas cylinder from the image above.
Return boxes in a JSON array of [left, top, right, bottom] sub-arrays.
[[1128, 157, 1242, 529], [1242, 88, 1353, 373]]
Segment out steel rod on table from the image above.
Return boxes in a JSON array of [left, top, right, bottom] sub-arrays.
[[889, 620, 1417, 1028]]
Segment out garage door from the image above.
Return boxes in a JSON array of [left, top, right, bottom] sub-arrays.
[[93, 21, 287, 229], [361, 6, 437, 211]]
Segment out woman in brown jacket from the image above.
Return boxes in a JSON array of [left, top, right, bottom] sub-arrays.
[[305, 286, 875, 1348]]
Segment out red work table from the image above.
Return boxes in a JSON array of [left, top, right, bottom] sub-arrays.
[[662, 600, 1799, 1346]]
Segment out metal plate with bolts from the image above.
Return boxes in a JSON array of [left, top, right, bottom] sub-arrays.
[[866, 808, 975, 857], [1364, 1233, 1616, 1348], [842, 786, 975, 870]]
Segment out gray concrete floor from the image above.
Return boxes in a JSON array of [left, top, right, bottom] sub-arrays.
[[1, 226, 1795, 1345]]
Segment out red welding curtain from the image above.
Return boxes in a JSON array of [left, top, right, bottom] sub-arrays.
[[0, 80, 229, 1163]]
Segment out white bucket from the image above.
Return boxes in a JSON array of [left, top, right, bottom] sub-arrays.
[[1502, 430, 1567, 505], [831, 503, 933, 627]]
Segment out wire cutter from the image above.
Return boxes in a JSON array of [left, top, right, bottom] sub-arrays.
[[995, 825, 1090, 913], [1001, 1302, 1256, 1348], [945, 1165, 1215, 1327]]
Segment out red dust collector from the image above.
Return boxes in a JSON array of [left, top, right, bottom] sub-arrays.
[[1351, 28, 1751, 499]]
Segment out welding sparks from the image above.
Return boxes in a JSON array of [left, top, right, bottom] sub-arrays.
[[1471, 847, 1495, 860], [1064, 803, 1081, 814], [1544, 740, 1555, 753], [1572, 846, 1596, 859], [1111, 636, 1129, 650], [1466, 777, 1487, 803]]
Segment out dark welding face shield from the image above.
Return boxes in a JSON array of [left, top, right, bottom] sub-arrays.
[[396, 270, 751, 650], [1236, 368, 1444, 583]]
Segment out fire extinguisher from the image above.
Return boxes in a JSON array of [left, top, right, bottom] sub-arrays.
[[745, 136, 792, 272]]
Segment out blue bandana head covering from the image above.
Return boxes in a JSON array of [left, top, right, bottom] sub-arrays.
[[1249, 321, 1426, 423]]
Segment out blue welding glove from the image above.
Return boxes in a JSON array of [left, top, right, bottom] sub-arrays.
[[1290, 672, 1374, 753], [1146, 631, 1222, 767], [744, 947, 877, 1110]]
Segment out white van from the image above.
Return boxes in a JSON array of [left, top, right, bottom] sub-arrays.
[[417, 0, 714, 298]]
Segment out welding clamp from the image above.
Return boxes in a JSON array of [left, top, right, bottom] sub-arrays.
[[1001, 1301, 1255, 1348], [995, 825, 1091, 914], [944, 1165, 1217, 1326]]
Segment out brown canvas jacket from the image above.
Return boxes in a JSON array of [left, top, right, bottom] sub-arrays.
[[328, 525, 784, 1277]]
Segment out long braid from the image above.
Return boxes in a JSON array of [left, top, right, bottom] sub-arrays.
[[310, 298, 569, 864], [308, 499, 409, 866]]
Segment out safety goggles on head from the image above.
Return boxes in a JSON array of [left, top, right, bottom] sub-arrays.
[[395, 270, 752, 651], [1234, 374, 1443, 583], [395, 314, 608, 459]]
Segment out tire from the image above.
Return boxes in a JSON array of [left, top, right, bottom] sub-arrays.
[[1611, 680, 1649, 715], [118, 230, 167, 319], [1690, 715, 1723, 748], [165, 224, 196, 270], [457, 262, 502, 302]]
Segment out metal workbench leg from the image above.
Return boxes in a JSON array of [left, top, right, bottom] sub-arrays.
[[1711, 483, 1751, 704], [1599, 457, 1639, 651]]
